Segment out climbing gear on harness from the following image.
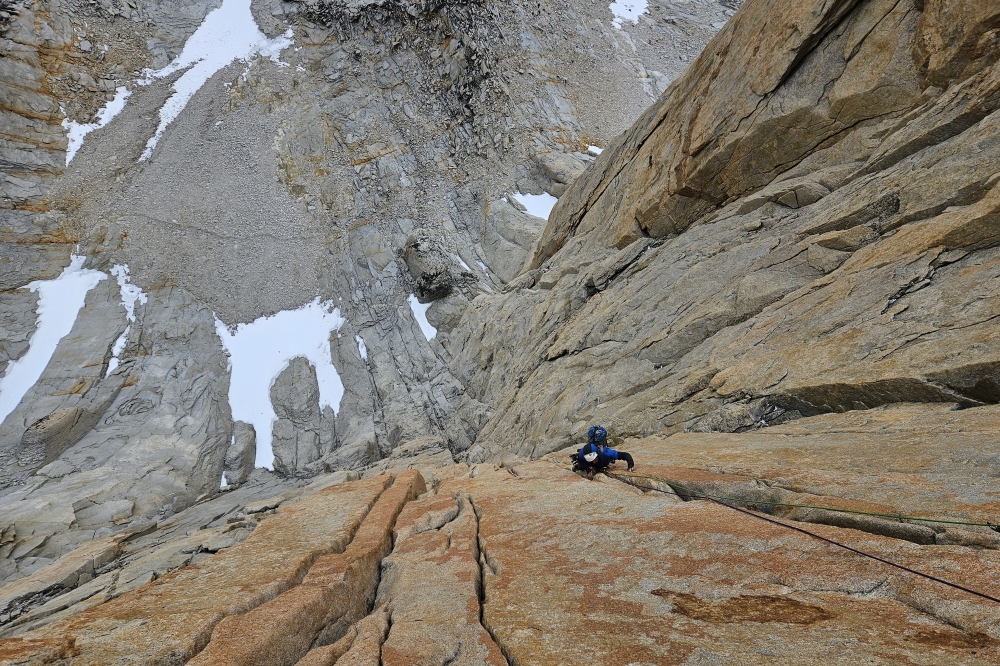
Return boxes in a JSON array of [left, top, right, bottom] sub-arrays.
[[605, 470, 1000, 605]]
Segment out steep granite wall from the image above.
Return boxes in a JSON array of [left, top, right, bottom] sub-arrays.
[[447, 0, 1000, 461]]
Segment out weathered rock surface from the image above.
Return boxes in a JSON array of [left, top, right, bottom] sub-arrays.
[[0, 285, 233, 585], [223, 420, 257, 487], [2, 414, 999, 663], [0, 472, 389, 663], [3, 0, 1000, 660], [451, 0, 1000, 462], [0, 0, 733, 559], [0, 289, 37, 379], [271, 357, 328, 476]]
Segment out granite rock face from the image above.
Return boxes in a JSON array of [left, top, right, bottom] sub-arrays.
[[451, 0, 1000, 461], [270, 357, 327, 476], [2, 0, 1000, 660], [0, 0, 731, 592], [0, 285, 233, 585], [1, 414, 999, 663], [223, 421, 257, 487]]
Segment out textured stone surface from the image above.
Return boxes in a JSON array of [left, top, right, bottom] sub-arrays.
[[451, 459, 1000, 665], [450, 0, 1000, 461], [3, 421, 1000, 663], [0, 474, 389, 664], [3, 0, 1000, 661], [271, 357, 327, 477], [188, 471, 424, 666], [0, 0, 731, 555], [0, 288, 38, 379], [376, 491, 507, 666], [224, 421, 257, 487], [0, 285, 233, 585]]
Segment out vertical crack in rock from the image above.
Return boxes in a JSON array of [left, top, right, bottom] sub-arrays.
[[186, 471, 424, 666], [0, 476, 396, 664], [469, 497, 512, 666]]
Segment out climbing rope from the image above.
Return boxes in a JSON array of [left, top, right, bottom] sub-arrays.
[[612, 471, 1000, 532], [604, 470, 1000, 605]]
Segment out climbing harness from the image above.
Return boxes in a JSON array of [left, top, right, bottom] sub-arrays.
[[604, 470, 1000, 605]]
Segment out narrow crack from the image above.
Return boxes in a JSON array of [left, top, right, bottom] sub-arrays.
[[468, 497, 513, 666], [629, 475, 997, 550], [378, 610, 391, 666], [896, 594, 990, 640], [185, 480, 398, 663]]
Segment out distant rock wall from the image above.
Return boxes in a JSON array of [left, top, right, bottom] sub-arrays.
[[0, 0, 731, 582]]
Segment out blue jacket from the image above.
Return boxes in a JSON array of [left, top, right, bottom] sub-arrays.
[[577, 442, 633, 470]]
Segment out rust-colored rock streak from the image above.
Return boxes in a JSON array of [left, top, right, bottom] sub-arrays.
[[448, 462, 1000, 665]]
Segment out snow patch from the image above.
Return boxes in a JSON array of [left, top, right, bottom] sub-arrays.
[[106, 328, 129, 377], [476, 260, 490, 276], [356, 334, 368, 361], [511, 191, 558, 221], [610, 0, 648, 28], [139, 0, 293, 160], [587, 145, 604, 155], [455, 254, 471, 272], [105, 264, 148, 377], [62, 87, 131, 166], [215, 299, 345, 470], [0, 256, 107, 424], [407, 295, 436, 341]]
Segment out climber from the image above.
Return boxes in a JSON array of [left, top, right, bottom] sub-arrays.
[[573, 425, 635, 479]]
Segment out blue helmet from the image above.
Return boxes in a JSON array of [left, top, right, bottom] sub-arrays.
[[587, 425, 607, 443]]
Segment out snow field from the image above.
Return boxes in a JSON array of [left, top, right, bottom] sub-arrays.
[[215, 299, 345, 470], [0, 257, 107, 424], [511, 191, 559, 221], [63, 87, 132, 166], [610, 0, 649, 28], [105, 265, 148, 376], [407, 295, 437, 341]]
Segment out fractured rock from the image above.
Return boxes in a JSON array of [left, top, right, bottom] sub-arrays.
[[224, 421, 257, 487], [271, 357, 326, 477]]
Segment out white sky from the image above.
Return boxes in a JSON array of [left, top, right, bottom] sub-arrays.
[[215, 299, 345, 469], [610, 0, 649, 28], [139, 0, 293, 160], [63, 87, 132, 166], [511, 191, 559, 220], [0, 256, 107, 424], [407, 294, 437, 341]]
